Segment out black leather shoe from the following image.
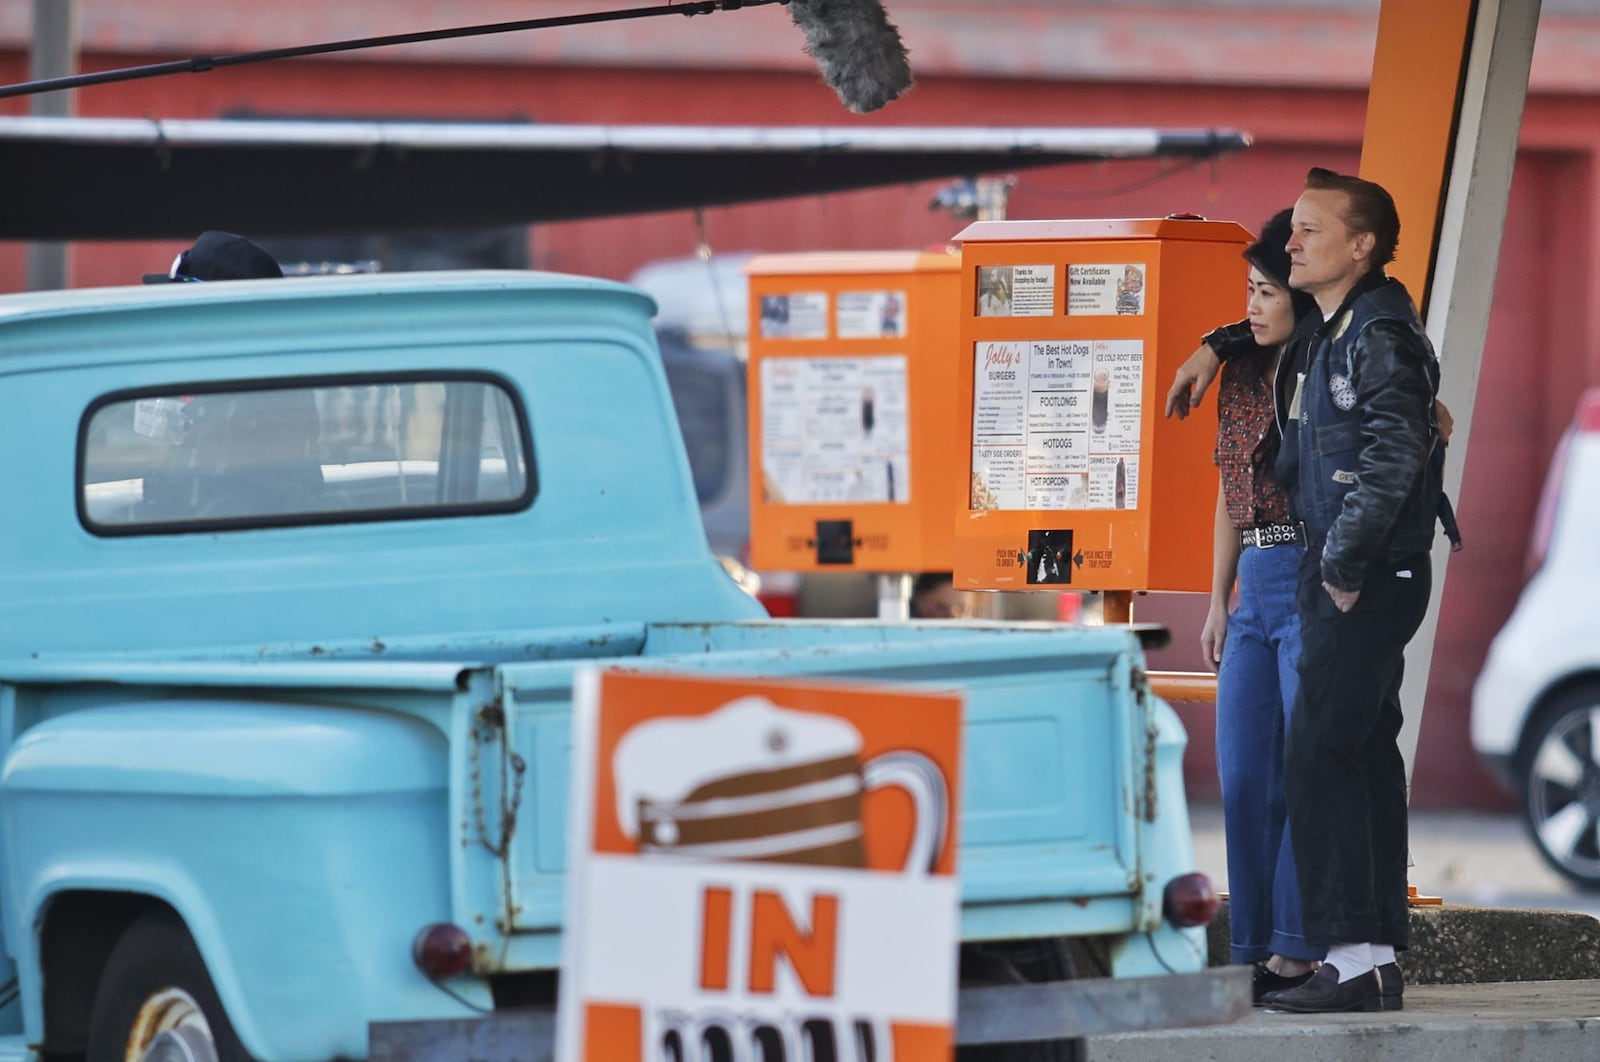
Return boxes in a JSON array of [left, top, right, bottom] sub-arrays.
[[1252, 962, 1315, 1005], [1264, 963, 1382, 1013], [1374, 961, 1403, 1011]]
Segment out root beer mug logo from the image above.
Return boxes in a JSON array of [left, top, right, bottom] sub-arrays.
[[617, 697, 946, 872], [558, 671, 964, 1062]]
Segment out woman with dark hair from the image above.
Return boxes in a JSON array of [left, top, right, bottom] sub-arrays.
[[1202, 209, 1327, 1002]]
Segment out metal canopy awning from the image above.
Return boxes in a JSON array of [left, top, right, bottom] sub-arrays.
[[0, 117, 1249, 241]]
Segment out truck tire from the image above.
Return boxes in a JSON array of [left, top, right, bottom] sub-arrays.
[[957, 939, 1087, 1062], [1517, 684, 1600, 890], [85, 910, 252, 1062]]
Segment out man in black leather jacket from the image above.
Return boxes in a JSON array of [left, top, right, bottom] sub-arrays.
[[1165, 171, 1445, 1013], [1264, 168, 1442, 1013]]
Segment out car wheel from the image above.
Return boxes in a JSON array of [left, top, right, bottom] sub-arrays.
[[1519, 685, 1600, 891], [86, 910, 252, 1062]]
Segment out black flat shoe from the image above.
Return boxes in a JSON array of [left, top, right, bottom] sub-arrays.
[[1265, 963, 1382, 1013], [1374, 961, 1403, 1011], [1252, 962, 1315, 1005]]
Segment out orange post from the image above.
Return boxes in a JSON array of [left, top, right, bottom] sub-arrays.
[[1102, 590, 1134, 625], [1358, 0, 1476, 315], [1149, 671, 1218, 704], [1360, 0, 1482, 910]]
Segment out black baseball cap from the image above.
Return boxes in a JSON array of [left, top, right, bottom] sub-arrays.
[[143, 231, 283, 284]]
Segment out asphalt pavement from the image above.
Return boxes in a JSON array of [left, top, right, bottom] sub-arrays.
[[1187, 801, 1600, 920]]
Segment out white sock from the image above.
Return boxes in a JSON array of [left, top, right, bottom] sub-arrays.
[[1371, 944, 1396, 966], [1326, 942, 1374, 982]]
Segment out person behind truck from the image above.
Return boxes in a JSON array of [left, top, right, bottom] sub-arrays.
[[143, 230, 283, 284], [139, 233, 321, 520], [909, 572, 969, 619], [1194, 208, 1326, 1005]]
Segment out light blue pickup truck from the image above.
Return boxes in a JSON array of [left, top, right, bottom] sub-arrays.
[[0, 272, 1245, 1062]]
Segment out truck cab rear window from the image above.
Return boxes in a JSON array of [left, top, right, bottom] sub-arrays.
[[80, 377, 533, 532]]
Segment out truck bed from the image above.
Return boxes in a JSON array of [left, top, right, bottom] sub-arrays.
[[3, 618, 1192, 974]]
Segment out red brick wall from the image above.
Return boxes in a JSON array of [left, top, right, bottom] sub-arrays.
[[3, 5, 1599, 807]]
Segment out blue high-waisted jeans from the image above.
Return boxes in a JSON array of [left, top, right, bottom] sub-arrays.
[[1215, 541, 1321, 963]]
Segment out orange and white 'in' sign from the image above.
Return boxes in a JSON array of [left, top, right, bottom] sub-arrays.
[[556, 669, 963, 1062]]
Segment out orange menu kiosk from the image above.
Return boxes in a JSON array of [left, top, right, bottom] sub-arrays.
[[746, 252, 963, 609], [951, 218, 1252, 603]]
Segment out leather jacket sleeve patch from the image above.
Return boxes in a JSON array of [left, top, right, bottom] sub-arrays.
[[1330, 372, 1357, 410]]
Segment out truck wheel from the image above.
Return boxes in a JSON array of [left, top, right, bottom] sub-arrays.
[[957, 940, 1087, 1062], [85, 910, 251, 1062], [1519, 685, 1600, 891]]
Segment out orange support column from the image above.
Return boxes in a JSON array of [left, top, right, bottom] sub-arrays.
[[1358, 0, 1477, 313], [1361, 0, 1484, 909]]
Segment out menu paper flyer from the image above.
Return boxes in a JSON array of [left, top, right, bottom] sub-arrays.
[[975, 264, 1056, 317], [1066, 263, 1147, 316], [836, 290, 908, 338], [970, 339, 1143, 511], [759, 291, 830, 339], [556, 669, 963, 1062], [760, 355, 911, 504]]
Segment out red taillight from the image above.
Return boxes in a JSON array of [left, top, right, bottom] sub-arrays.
[[1163, 873, 1220, 927], [756, 570, 802, 618], [413, 922, 473, 979], [759, 591, 799, 618]]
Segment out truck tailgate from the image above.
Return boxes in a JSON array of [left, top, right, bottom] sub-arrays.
[[484, 621, 1161, 954]]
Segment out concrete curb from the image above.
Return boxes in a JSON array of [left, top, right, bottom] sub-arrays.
[[1087, 979, 1600, 1062], [1208, 901, 1600, 983]]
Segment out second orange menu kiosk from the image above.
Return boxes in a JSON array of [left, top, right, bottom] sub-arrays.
[[745, 251, 963, 579], [951, 218, 1253, 598]]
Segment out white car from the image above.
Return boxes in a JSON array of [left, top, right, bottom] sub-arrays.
[[1472, 387, 1600, 889]]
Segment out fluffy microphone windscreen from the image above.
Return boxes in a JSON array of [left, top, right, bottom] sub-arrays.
[[785, 0, 913, 114]]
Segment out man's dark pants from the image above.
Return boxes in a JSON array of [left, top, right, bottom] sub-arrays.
[[1285, 543, 1431, 949]]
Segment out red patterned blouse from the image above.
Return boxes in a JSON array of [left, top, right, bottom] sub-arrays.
[[1213, 348, 1291, 530]]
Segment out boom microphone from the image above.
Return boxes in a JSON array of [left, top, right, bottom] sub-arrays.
[[784, 0, 914, 114], [0, 1, 915, 114]]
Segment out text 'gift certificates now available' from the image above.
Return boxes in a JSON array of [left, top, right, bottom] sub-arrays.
[[557, 669, 964, 1062]]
